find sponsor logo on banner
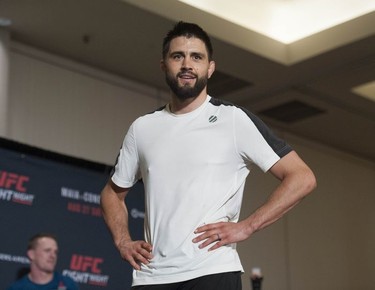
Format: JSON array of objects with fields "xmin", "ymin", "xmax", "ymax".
[
  {"xmin": 61, "ymin": 187, "xmax": 145, "ymax": 219},
  {"xmin": 0, "ymin": 252, "xmax": 29, "ymax": 264},
  {"xmin": 131, "ymin": 208, "xmax": 145, "ymax": 219},
  {"xmin": 0, "ymin": 170, "xmax": 34, "ymax": 205},
  {"xmin": 62, "ymin": 254, "xmax": 109, "ymax": 286},
  {"xmin": 61, "ymin": 187, "xmax": 102, "ymax": 217}
]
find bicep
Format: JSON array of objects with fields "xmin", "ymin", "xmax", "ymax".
[
  {"xmin": 101, "ymin": 179, "xmax": 130, "ymax": 202},
  {"xmin": 269, "ymin": 151, "xmax": 312, "ymax": 181}
]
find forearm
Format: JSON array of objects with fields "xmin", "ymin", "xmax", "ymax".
[
  {"xmin": 100, "ymin": 181, "xmax": 152, "ymax": 269},
  {"xmin": 100, "ymin": 182, "xmax": 132, "ymax": 248},
  {"xmin": 244, "ymin": 164, "xmax": 316, "ymax": 235}
]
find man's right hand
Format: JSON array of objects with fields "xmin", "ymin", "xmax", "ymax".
[{"xmin": 117, "ymin": 239, "xmax": 153, "ymax": 270}]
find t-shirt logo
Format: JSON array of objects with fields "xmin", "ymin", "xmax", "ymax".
[{"xmin": 209, "ymin": 115, "xmax": 218, "ymax": 123}]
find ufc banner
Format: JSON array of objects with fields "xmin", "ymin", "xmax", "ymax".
[{"xmin": 0, "ymin": 142, "xmax": 145, "ymax": 289}]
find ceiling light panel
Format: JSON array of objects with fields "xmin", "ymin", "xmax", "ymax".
[{"xmin": 179, "ymin": 0, "xmax": 375, "ymax": 43}]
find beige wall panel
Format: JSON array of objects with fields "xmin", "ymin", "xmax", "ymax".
[
  {"xmin": 287, "ymin": 140, "xmax": 375, "ymax": 290},
  {"xmin": 8, "ymin": 51, "xmax": 162, "ymax": 164}
]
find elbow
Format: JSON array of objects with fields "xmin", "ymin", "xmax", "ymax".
[{"xmin": 303, "ymin": 169, "xmax": 317, "ymax": 196}]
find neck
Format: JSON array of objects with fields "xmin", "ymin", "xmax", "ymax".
[
  {"xmin": 29, "ymin": 268, "xmax": 54, "ymax": 284},
  {"xmin": 169, "ymin": 92, "xmax": 207, "ymax": 114}
]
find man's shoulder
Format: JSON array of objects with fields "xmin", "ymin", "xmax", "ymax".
[
  {"xmin": 143, "ymin": 105, "xmax": 167, "ymax": 118},
  {"xmin": 6, "ymin": 273, "xmax": 78, "ymax": 290},
  {"xmin": 6, "ymin": 275, "xmax": 29, "ymax": 290},
  {"xmin": 208, "ymin": 97, "xmax": 247, "ymax": 116},
  {"xmin": 132, "ymin": 104, "xmax": 167, "ymax": 124}
]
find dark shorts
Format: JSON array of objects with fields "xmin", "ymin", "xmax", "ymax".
[{"xmin": 131, "ymin": 271, "xmax": 242, "ymax": 290}]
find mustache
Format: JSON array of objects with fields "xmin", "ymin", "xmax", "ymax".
[{"xmin": 177, "ymin": 70, "xmax": 197, "ymax": 78}]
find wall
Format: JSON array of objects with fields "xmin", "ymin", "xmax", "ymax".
[
  {"xmin": 5, "ymin": 43, "xmax": 375, "ymax": 290},
  {"xmin": 7, "ymin": 42, "xmax": 167, "ymax": 165}
]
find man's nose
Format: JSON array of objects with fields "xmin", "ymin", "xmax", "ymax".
[{"xmin": 182, "ymin": 57, "xmax": 192, "ymax": 69}]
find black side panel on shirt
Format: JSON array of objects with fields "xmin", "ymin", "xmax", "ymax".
[{"xmin": 209, "ymin": 97, "xmax": 293, "ymax": 158}]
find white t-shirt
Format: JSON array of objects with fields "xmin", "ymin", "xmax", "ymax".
[{"xmin": 111, "ymin": 95, "xmax": 292, "ymax": 286}]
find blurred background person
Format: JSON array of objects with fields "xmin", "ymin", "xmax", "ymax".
[{"xmin": 6, "ymin": 232, "xmax": 79, "ymax": 290}]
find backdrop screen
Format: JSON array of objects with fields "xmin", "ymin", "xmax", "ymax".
[{"xmin": 0, "ymin": 141, "xmax": 145, "ymax": 289}]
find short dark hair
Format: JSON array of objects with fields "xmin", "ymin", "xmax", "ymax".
[
  {"xmin": 27, "ymin": 233, "xmax": 58, "ymax": 250},
  {"xmin": 162, "ymin": 21, "xmax": 213, "ymax": 60}
]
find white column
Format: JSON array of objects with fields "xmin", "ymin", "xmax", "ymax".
[{"xmin": 0, "ymin": 27, "xmax": 10, "ymax": 137}]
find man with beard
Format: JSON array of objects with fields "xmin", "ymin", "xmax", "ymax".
[
  {"xmin": 6, "ymin": 233, "xmax": 79, "ymax": 290},
  {"xmin": 100, "ymin": 22, "xmax": 316, "ymax": 290}
]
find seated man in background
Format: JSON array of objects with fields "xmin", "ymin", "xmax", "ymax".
[{"xmin": 6, "ymin": 232, "xmax": 79, "ymax": 290}]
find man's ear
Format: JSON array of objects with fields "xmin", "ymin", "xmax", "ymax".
[
  {"xmin": 27, "ymin": 249, "xmax": 34, "ymax": 261},
  {"xmin": 160, "ymin": 59, "xmax": 166, "ymax": 72},
  {"xmin": 208, "ymin": 60, "xmax": 215, "ymax": 79}
]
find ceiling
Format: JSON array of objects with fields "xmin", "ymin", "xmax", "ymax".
[
  {"xmin": 178, "ymin": 0, "xmax": 375, "ymax": 44},
  {"xmin": 1, "ymin": 0, "xmax": 375, "ymax": 162}
]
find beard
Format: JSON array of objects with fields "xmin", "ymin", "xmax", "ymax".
[{"xmin": 165, "ymin": 71, "xmax": 208, "ymax": 101}]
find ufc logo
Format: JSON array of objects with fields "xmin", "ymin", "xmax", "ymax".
[
  {"xmin": 70, "ymin": 254, "xmax": 103, "ymax": 273},
  {"xmin": 0, "ymin": 171, "xmax": 29, "ymax": 192}
]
